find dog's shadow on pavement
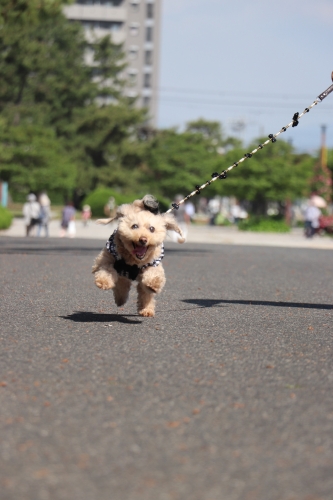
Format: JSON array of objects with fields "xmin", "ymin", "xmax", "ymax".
[
  {"xmin": 61, "ymin": 311, "xmax": 142, "ymax": 324},
  {"xmin": 183, "ymin": 299, "xmax": 333, "ymax": 310}
]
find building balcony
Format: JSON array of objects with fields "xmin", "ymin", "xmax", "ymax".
[
  {"xmin": 84, "ymin": 28, "xmax": 126, "ymax": 44},
  {"xmin": 64, "ymin": 4, "xmax": 127, "ymax": 22}
]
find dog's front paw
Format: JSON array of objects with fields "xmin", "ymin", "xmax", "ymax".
[
  {"xmin": 139, "ymin": 308, "xmax": 155, "ymax": 317},
  {"xmin": 94, "ymin": 270, "xmax": 115, "ymax": 290},
  {"xmin": 142, "ymin": 275, "xmax": 166, "ymax": 294}
]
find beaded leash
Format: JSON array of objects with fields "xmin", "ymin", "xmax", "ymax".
[{"xmin": 166, "ymin": 73, "xmax": 333, "ymax": 214}]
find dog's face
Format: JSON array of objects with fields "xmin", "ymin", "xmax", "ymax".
[
  {"xmin": 117, "ymin": 209, "xmax": 168, "ymax": 263},
  {"xmin": 97, "ymin": 195, "xmax": 185, "ymax": 264}
]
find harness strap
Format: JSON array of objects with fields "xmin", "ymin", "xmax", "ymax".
[{"xmin": 106, "ymin": 230, "xmax": 164, "ymax": 280}]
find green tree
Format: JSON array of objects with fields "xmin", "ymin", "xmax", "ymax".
[
  {"xmin": 143, "ymin": 128, "xmax": 316, "ymax": 213},
  {"xmin": 0, "ymin": 117, "xmax": 76, "ymax": 199},
  {"xmin": 214, "ymin": 138, "xmax": 315, "ymax": 214},
  {"xmin": 0, "ymin": 1, "xmax": 94, "ymax": 124},
  {"xmin": 0, "ymin": 0, "xmax": 145, "ymax": 201},
  {"xmin": 185, "ymin": 118, "xmax": 242, "ymax": 151},
  {"xmin": 144, "ymin": 128, "xmax": 222, "ymax": 203}
]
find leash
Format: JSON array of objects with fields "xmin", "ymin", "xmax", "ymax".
[{"xmin": 166, "ymin": 72, "xmax": 333, "ymax": 214}]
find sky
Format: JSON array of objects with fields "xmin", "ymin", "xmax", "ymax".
[{"xmin": 157, "ymin": 0, "xmax": 333, "ymax": 154}]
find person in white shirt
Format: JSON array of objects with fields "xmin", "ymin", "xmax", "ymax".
[
  {"xmin": 37, "ymin": 192, "xmax": 51, "ymax": 237},
  {"xmin": 304, "ymin": 202, "xmax": 321, "ymax": 238},
  {"xmin": 22, "ymin": 193, "xmax": 41, "ymax": 237}
]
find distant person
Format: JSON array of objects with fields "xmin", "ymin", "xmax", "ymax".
[
  {"xmin": 60, "ymin": 201, "xmax": 76, "ymax": 238},
  {"xmin": 208, "ymin": 197, "xmax": 220, "ymax": 225},
  {"xmin": 37, "ymin": 191, "xmax": 51, "ymax": 237},
  {"xmin": 184, "ymin": 201, "xmax": 195, "ymax": 222},
  {"xmin": 104, "ymin": 196, "xmax": 116, "ymax": 218},
  {"xmin": 230, "ymin": 202, "xmax": 242, "ymax": 224},
  {"xmin": 22, "ymin": 193, "xmax": 41, "ymax": 237},
  {"xmin": 81, "ymin": 204, "xmax": 92, "ymax": 227},
  {"xmin": 239, "ymin": 207, "xmax": 248, "ymax": 221},
  {"xmin": 304, "ymin": 201, "xmax": 321, "ymax": 238}
]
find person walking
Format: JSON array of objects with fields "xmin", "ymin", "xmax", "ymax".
[
  {"xmin": 81, "ymin": 204, "xmax": 92, "ymax": 227},
  {"xmin": 304, "ymin": 201, "xmax": 321, "ymax": 238},
  {"xmin": 60, "ymin": 201, "xmax": 76, "ymax": 238},
  {"xmin": 184, "ymin": 201, "xmax": 195, "ymax": 223},
  {"xmin": 37, "ymin": 191, "xmax": 51, "ymax": 237},
  {"xmin": 22, "ymin": 193, "xmax": 41, "ymax": 237}
]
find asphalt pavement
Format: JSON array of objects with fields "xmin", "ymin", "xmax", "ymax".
[{"xmin": 1, "ymin": 234, "xmax": 333, "ymax": 500}]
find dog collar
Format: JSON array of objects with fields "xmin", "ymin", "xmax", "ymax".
[{"xmin": 106, "ymin": 230, "xmax": 164, "ymax": 280}]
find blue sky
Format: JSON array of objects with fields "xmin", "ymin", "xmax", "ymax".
[{"xmin": 157, "ymin": 0, "xmax": 333, "ymax": 153}]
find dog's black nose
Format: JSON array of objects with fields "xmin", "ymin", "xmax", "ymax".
[{"xmin": 139, "ymin": 237, "xmax": 147, "ymax": 246}]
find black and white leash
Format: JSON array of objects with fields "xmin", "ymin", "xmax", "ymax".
[{"xmin": 166, "ymin": 74, "xmax": 333, "ymax": 214}]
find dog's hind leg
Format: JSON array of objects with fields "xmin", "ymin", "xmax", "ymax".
[
  {"xmin": 113, "ymin": 277, "xmax": 131, "ymax": 307},
  {"xmin": 137, "ymin": 283, "xmax": 156, "ymax": 317}
]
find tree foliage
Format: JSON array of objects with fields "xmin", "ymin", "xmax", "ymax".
[
  {"xmin": 143, "ymin": 128, "xmax": 222, "ymax": 201},
  {"xmin": 212, "ymin": 137, "xmax": 315, "ymax": 213},
  {"xmin": 141, "ymin": 127, "xmax": 316, "ymax": 212},
  {"xmin": 0, "ymin": 1, "xmax": 323, "ymax": 210},
  {"xmin": 0, "ymin": 0, "xmax": 145, "ymax": 201}
]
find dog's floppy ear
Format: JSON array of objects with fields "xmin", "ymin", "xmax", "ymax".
[{"xmin": 162, "ymin": 213, "xmax": 185, "ymax": 243}]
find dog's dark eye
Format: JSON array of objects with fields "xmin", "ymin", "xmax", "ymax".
[
  {"xmin": 149, "ymin": 226, "xmax": 155, "ymax": 233},
  {"xmin": 131, "ymin": 224, "xmax": 139, "ymax": 229}
]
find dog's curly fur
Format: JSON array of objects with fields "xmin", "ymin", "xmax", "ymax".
[{"xmin": 92, "ymin": 196, "xmax": 185, "ymax": 317}]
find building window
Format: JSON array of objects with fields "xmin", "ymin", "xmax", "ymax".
[
  {"xmin": 146, "ymin": 26, "xmax": 153, "ymax": 42},
  {"xmin": 130, "ymin": 0, "xmax": 140, "ymax": 8},
  {"xmin": 146, "ymin": 3, "xmax": 153, "ymax": 18},
  {"xmin": 143, "ymin": 96, "xmax": 151, "ymax": 107},
  {"xmin": 144, "ymin": 73, "xmax": 151, "ymax": 88},
  {"xmin": 128, "ymin": 68, "xmax": 138, "ymax": 86},
  {"xmin": 129, "ymin": 46, "xmax": 139, "ymax": 60},
  {"xmin": 130, "ymin": 22, "xmax": 139, "ymax": 36},
  {"xmin": 145, "ymin": 50, "xmax": 152, "ymax": 65},
  {"xmin": 82, "ymin": 20, "xmax": 122, "ymax": 31},
  {"xmin": 76, "ymin": 0, "xmax": 123, "ymax": 5}
]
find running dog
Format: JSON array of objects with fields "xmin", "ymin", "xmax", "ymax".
[{"xmin": 92, "ymin": 195, "xmax": 185, "ymax": 317}]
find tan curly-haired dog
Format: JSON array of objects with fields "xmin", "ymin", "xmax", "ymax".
[{"xmin": 92, "ymin": 195, "xmax": 185, "ymax": 317}]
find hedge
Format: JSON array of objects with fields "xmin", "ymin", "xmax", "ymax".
[
  {"xmin": 82, "ymin": 188, "xmax": 172, "ymax": 218},
  {"xmin": 0, "ymin": 206, "xmax": 13, "ymax": 230},
  {"xmin": 81, "ymin": 188, "xmax": 136, "ymax": 218},
  {"xmin": 238, "ymin": 216, "xmax": 290, "ymax": 233}
]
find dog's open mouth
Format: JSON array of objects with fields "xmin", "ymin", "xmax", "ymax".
[{"xmin": 132, "ymin": 243, "xmax": 148, "ymax": 260}]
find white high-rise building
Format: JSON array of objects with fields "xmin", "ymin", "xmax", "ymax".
[{"xmin": 64, "ymin": 0, "xmax": 162, "ymax": 126}]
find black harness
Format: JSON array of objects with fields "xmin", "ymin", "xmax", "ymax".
[
  {"xmin": 106, "ymin": 230, "xmax": 164, "ymax": 281},
  {"xmin": 113, "ymin": 259, "xmax": 141, "ymax": 281}
]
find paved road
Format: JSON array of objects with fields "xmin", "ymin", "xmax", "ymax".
[{"xmin": 1, "ymin": 236, "xmax": 333, "ymax": 500}]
